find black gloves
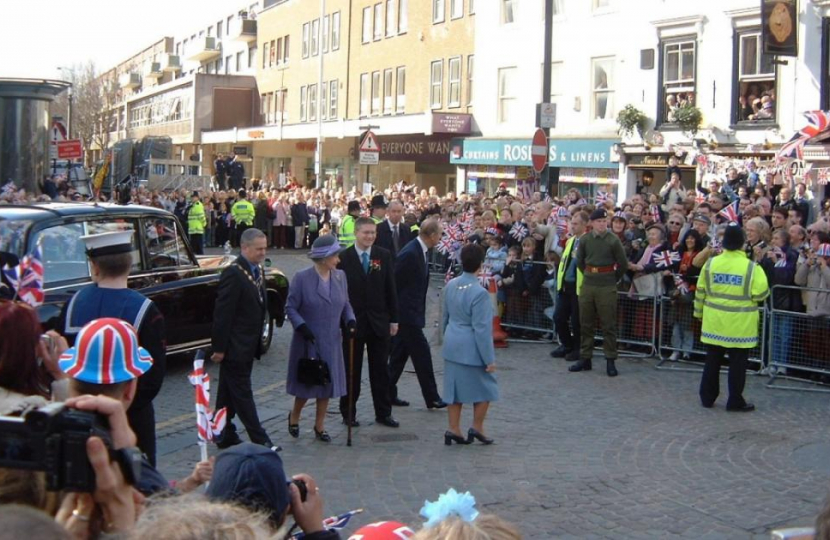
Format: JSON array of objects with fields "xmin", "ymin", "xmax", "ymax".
[
  {"xmin": 297, "ymin": 324, "xmax": 315, "ymax": 343},
  {"xmin": 345, "ymin": 320, "xmax": 356, "ymax": 338}
]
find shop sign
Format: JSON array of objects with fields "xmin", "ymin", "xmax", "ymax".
[
  {"xmin": 558, "ymin": 168, "xmax": 619, "ymax": 185},
  {"xmin": 247, "ymin": 130, "xmax": 265, "ymax": 139},
  {"xmin": 627, "ymin": 154, "xmax": 694, "ymax": 168},
  {"xmin": 450, "ymin": 138, "xmax": 619, "ymax": 169},
  {"xmin": 355, "ymin": 134, "xmax": 454, "ymax": 164},
  {"xmin": 432, "ymin": 113, "xmax": 472, "ymax": 134}
]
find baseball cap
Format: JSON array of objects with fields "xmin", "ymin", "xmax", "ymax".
[{"xmin": 59, "ymin": 318, "xmax": 153, "ymax": 384}]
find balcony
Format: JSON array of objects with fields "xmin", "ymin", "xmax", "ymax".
[
  {"xmin": 232, "ymin": 18, "xmax": 257, "ymax": 42},
  {"xmin": 186, "ymin": 37, "xmax": 221, "ymax": 62},
  {"xmin": 119, "ymin": 72, "xmax": 141, "ymax": 89},
  {"xmin": 143, "ymin": 62, "xmax": 162, "ymax": 79},
  {"xmin": 161, "ymin": 54, "xmax": 181, "ymax": 72}
]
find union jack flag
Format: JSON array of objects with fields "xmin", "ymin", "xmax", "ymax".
[
  {"xmin": 650, "ymin": 205, "xmax": 662, "ymax": 223},
  {"xmin": 718, "ymin": 199, "xmax": 740, "ymax": 223},
  {"xmin": 7, "ymin": 242, "xmax": 45, "ymax": 307},
  {"xmin": 695, "ymin": 190, "xmax": 707, "ymax": 204},
  {"xmin": 444, "ymin": 223, "xmax": 462, "ymax": 242},
  {"xmin": 436, "ymin": 236, "xmax": 455, "ymax": 255},
  {"xmin": 653, "ymin": 250, "xmax": 680, "ymax": 268},
  {"xmin": 595, "ymin": 190, "xmax": 609, "ymax": 204},
  {"xmin": 816, "ymin": 243, "xmax": 830, "ymax": 257},
  {"xmin": 293, "ymin": 509, "xmax": 363, "ymax": 538},
  {"xmin": 673, "ymin": 274, "xmax": 690, "ymax": 295},
  {"xmin": 776, "ymin": 110, "xmax": 830, "ymax": 163},
  {"xmin": 188, "ymin": 355, "xmax": 228, "ymax": 443},
  {"xmin": 818, "ymin": 168, "xmax": 830, "ymax": 185},
  {"xmin": 509, "ymin": 222, "xmax": 528, "ymax": 241},
  {"xmin": 1, "ymin": 181, "xmax": 15, "ymax": 196}
]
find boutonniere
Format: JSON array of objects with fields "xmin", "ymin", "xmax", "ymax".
[{"xmin": 369, "ymin": 259, "xmax": 382, "ymax": 273}]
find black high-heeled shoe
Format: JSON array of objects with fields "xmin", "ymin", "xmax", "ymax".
[
  {"xmin": 467, "ymin": 428, "xmax": 494, "ymax": 445},
  {"xmin": 314, "ymin": 427, "xmax": 331, "ymax": 442},
  {"xmin": 288, "ymin": 415, "xmax": 299, "ymax": 438},
  {"xmin": 444, "ymin": 431, "xmax": 470, "ymax": 446}
]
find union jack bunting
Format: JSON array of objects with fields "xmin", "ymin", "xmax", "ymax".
[
  {"xmin": 653, "ymin": 250, "xmax": 680, "ymax": 268},
  {"xmin": 188, "ymin": 356, "xmax": 228, "ymax": 443},
  {"xmin": 509, "ymin": 222, "xmax": 528, "ymax": 241},
  {"xmin": 673, "ymin": 273, "xmax": 690, "ymax": 295},
  {"xmin": 718, "ymin": 199, "xmax": 740, "ymax": 223},
  {"xmin": 818, "ymin": 168, "xmax": 830, "ymax": 185}
]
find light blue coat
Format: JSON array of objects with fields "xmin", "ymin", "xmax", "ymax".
[{"xmin": 441, "ymin": 272, "xmax": 496, "ymax": 367}]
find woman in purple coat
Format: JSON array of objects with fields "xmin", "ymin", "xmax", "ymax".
[{"xmin": 286, "ymin": 234, "xmax": 356, "ymax": 442}]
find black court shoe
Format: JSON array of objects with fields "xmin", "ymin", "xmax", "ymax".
[
  {"xmin": 467, "ymin": 428, "xmax": 494, "ymax": 445},
  {"xmin": 444, "ymin": 431, "xmax": 470, "ymax": 445},
  {"xmin": 288, "ymin": 415, "xmax": 299, "ymax": 438},
  {"xmin": 314, "ymin": 427, "xmax": 331, "ymax": 442}
]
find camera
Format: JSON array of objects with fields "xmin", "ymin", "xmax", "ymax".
[{"xmin": 0, "ymin": 403, "xmax": 142, "ymax": 492}]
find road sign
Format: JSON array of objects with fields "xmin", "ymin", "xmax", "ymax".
[
  {"xmin": 531, "ymin": 129, "xmax": 548, "ymax": 173},
  {"xmin": 57, "ymin": 139, "xmax": 83, "ymax": 160},
  {"xmin": 537, "ymin": 102, "xmax": 557, "ymax": 129},
  {"xmin": 359, "ymin": 130, "xmax": 380, "ymax": 165}
]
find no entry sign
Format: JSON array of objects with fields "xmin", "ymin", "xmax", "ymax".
[{"xmin": 531, "ymin": 129, "xmax": 548, "ymax": 173}]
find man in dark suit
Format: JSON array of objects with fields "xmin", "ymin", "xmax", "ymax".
[
  {"xmin": 211, "ymin": 228, "xmax": 279, "ymax": 451},
  {"xmin": 388, "ymin": 218, "xmax": 447, "ymax": 409},
  {"xmin": 376, "ymin": 200, "xmax": 413, "ymax": 259},
  {"xmin": 338, "ymin": 217, "xmax": 400, "ymax": 428}
]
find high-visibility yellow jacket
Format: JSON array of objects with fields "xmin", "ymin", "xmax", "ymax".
[
  {"xmin": 340, "ymin": 214, "xmax": 357, "ymax": 246},
  {"xmin": 187, "ymin": 201, "xmax": 206, "ymax": 234},
  {"xmin": 693, "ymin": 250, "xmax": 769, "ymax": 348},
  {"xmin": 232, "ymin": 199, "xmax": 255, "ymax": 226},
  {"xmin": 556, "ymin": 235, "xmax": 583, "ymax": 295}
]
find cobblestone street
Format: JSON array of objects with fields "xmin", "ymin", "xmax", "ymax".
[{"xmin": 154, "ymin": 249, "xmax": 830, "ymax": 539}]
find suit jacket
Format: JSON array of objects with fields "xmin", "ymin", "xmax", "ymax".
[
  {"xmin": 212, "ymin": 257, "xmax": 268, "ymax": 360},
  {"xmin": 337, "ymin": 245, "xmax": 398, "ymax": 338},
  {"xmin": 376, "ymin": 220, "xmax": 413, "ymax": 259},
  {"xmin": 394, "ymin": 238, "xmax": 429, "ymax": 328}
]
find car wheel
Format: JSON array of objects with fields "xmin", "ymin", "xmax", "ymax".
[{"xmin": 261, "ymin": 317, "xmax": 274, "ymax": 353}]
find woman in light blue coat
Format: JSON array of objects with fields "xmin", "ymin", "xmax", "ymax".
[{"xmin": 441, "ymin": 243, "xmax": 498, "ymax": 446}]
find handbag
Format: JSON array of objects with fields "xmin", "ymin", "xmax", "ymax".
[
  {"xmin": 632, "ymin": 272, "xmax": 664, "ymax": 298},
  {"xmin": 297, "ymin": 342, "xmax": 331, "ymax": 386}
]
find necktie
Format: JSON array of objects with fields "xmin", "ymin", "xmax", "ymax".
[
  {"xmin": 392, "ymin": 225, "xmax": 400, "ymax": 252},
  {"xmin": 361, "ymin": 251, "xmax": 369, "ymax": 274}
]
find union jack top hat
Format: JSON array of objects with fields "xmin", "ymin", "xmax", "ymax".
[{"xmin": 59, "ymin": 318, "xmax": 154, "ymax": 384}]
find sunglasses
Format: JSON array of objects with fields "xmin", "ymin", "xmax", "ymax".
[{"xmin": 668, "ymin": 221, "xmax": 682, "ymax": 226}]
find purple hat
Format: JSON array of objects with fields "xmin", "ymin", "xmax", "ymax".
[{"xmin": 308, "ymin": 234, "xmax": 343, "ymax": 260}]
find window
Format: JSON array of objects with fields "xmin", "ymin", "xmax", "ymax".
[
  {"xmin": 225, "ymin": 55, "xmax": 232, "ymax": 74},
  {"xmin": 374, "ymin": 4, "xmax": 383, "ymax": 40},
  {"xmin": 302, "ymin": 23, "xmax": 310, "ymax": 58},
  {"xmin": 497, "ymin": 67, "xmax": 517, "ymax": 122},
  {"xmin": 269, "ymin": 39, "xmax": 276, "ymax": 66},
  {"xmin": 248, "ymin": 46, "xmax": 256, "ymax": 68},
  {"xmin": 593, "ymin": 0, "xmax": 611, "ymax": 9},
  {"xmin": 451, "ymin": 0, "xmax": 463, "ymax": 19},
  {"xmin": 236, "ymin": 51, "xmax": 244, "ymax": 71},
  {"xmin": 323, "ymin": 15, "xmax": 329, "ymax": 52},
  {"xmin": 467, "ymin": 55, "xmax": 474, "ymax": 105},
  {"xmin": 430, "ymin": 60, "xmax": 443, "ymax": 108},
  {"xmin": 145, "ymin": 218, "xmax": 190, "ymax": 269},
  {"xmin": 217, "ymin": 21, "xmax": 223, "ymax": 39},
  {"xmin": 311, "ymin": 19, "xmax": 320, "ymax": 55},
  {"xmin": 371, "ymin": 71, "xmax": 381, "ymax": 115},
  {"xmin": 433, "ymin": 0, "xmax": 445, "ymax": 23},
  {"xmin": 321, "ymin": 83, "xmax": 327, "ymax": 119},
  {"xmin": 309, "ymin": 84, "xmax": 317, "ymax": 121},
  {"xmin": 263, "ymin": 41, "xmax": 270, "ymax": 68},
  {"xmin": 448, "ymin": 56, "xmax": 461, "ymax": 107},
  {"xmin": 501, "ymin": 0, "xmax": 515, "ymax": 24},
  {"xmin": 384, "ymin": 68, "xmax": 393, "ymax": 113},
  {"xmin": 275, "ymin": 38, "xmax": 282, "ymax": 65},
  {"xmin": 262, "ymin": 93, "xmax": 270, "ymax": 123},
  {"xmin": 386, "ymin": 0, "xmax": 396, "ymax": 36},
  {"xmin": 34, "ymin": 223, "xmax": 87, "ymax": 284},
  {"xmin": 227, "ymin": 15, "xmax": 233, "ymax": 30},
  {"xmin": 363, "ymin": 7, "xmax": 372, "ymax": 43},
  {"xmin": 300, "ymin": 85, "xmax": 307, "ymax": 121},
  {"xmin": 278, "ymin": 89, "xmax": 288, "ymax": 122},
  {"xmin": 283, "ymin": 36, "xmax": 289, "ymax": 62},
  {"xmin": 591, "ymin": 57, "xmax": 614, "ymax": 120},
  {"xmin": 329, "ymin": 80, "xmax": 338, "ymax": 118},
  {"xmin": 399, "ymin": 0, "xmax": 408, "ymax": 32},
  {"xmin": 736, "ymin": 31, "xmax": 777, "ymax": 123},
  {"xmin": 396, "ymin": 66, "xmax": 406, "ymax": 112},
  {"xmin": 661, "ymin": 39, "xmax": 696, "ymax": 124},
  {"xmin": 360, "ymin": 73, "xmax": 369, "ymax": 116},
  {"xmin": 331, "ymin": 12, "xmax": 341, "ymax": 50},
  {"xmin": 217, "ymin": 56, "xmax": 224, "ymax": 73},
  {"xmin": 176, "ymin": 42, "xmax": 181, "ymax": 55}
]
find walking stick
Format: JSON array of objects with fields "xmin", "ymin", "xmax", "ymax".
[{"xmin": 347, "ymin": 336, "xmax": 355, "ymax": 447}]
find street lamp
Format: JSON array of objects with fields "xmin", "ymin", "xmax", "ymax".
[{"xmin": 57, "ymin": 66, "xmax": 74, "ymax": 139}]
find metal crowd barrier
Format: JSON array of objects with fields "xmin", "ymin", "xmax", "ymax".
[
  {"xmin": 428, "ymin": 249, "xmax": 451, "ymax": 277},
  {"xmin": 493, "ymin": 259, "xmax": 555, "ymax": 342},
  {"xmin": 656, "ymin": 295, "xmax": 765, "ymax": 373},
  {"xmin": 765, "ymin": 285, "xmax": 830, "ymax": 393},
  {"xmin": 602, "ymin": 290, "xmax": 660, "ymax": 357}
]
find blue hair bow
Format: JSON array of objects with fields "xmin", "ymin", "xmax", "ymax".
[{"xmin": 419, "ymin": 488, "xmax": 479, "ymax": 527}]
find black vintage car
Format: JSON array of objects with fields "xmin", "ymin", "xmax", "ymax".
[{"xmin": 0, "ymin": 203, "xmax": 288, "ymax": 355}]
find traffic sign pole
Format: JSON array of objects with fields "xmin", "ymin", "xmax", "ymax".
[
  {"xmin": 541, "ymin": 0, "xmax": 554, "ymax": 195},
  {"xmin": 359, "ymin": 124, "xmax": 379, "ymax": 194}
]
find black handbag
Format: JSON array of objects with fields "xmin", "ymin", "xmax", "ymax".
[{"xmin": 297, "ymin": 343, "xmax": 331, "ymax": 386}]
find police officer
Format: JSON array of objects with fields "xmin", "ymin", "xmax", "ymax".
[
  {"xmin": 60, "ymin": 231, "xmax": 166, "ymax": 465},
  {"xmin": 214, "ymin": 153, "xmax": 227, "ymax": 191},
  {"xmin": 339, "ymin": 200, "xmax": 361, "ymax": 247},
  {"xmin": 571, "ymin": 208, "xmax": 628, "ymax": 377},
  {"xmin": 551, "ymin": 211, "xmax": 588, "ymax": 362},
  {"xmin": 232, "ymin": 189, "xmax": 256, "ymax": 247},
  {"xmin": 370, "ymin": 194, "xmax": 387, "ymax": 224},
  {"xmin": 187, "ymin": 191, "xmax": 207, "ymax": 255},
  {"xmin": 695, "ymin": 223, "xmax": 769, "ymax": 412}
]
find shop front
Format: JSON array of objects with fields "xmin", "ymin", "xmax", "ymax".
[
  {"xmin": 624, "ymin": 152, "xmax": 697, "ymax": 198},
  {"xmin": 449, "ymin": 138, "xmax": 621, "ymax": 199}
]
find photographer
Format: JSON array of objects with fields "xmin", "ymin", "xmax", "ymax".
[
  {"xmin": 760, "ymin": 229, "xmax": 802, "ymax": 368},
  {"xmin": 795, "ymin": 232, "xmax": 830, "ymax": 316}
]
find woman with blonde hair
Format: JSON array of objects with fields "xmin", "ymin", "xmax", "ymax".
[
  {"xmin": 412, "ymin": 515, "xmax": 522, "ymax": 540},
  {"xmin": 744, "ymin": 216, "xmax": 771, "ymax": 262}
]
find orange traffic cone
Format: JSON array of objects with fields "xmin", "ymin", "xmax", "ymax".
[{"xmin": 488, "ymin": 278, "xmax": 508, "ymax": 348}]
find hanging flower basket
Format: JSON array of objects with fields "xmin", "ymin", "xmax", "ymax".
[
  {"xmin": 616, "ymin": 105, "xmax": 648, "ymax": 140},
  {"xmin": 674, "ymin": 105, "xmax": 703, "ymax": 136}
]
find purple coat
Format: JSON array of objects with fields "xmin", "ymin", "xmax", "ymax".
[{"xmin": 286, "ymin": 266, "xmax": 355, "ymax": 398}]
